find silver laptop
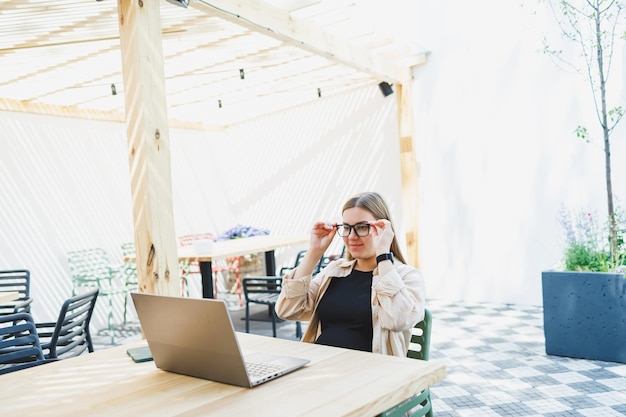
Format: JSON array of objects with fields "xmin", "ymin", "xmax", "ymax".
[{"xmin": 130, "ymin": 292, "xmax": 309, "ymax": 387}]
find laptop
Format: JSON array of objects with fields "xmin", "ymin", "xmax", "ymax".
[{"xmin": 130, "ymin": 292, "xmax": 309, "ymax": 387}]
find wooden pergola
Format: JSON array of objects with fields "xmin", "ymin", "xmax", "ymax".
[{"xmin": 0, "ymin": 0, "xmax": 428, "ymax": 295}]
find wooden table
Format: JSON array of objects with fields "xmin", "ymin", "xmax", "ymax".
[
  {"xmin": 0, "ymin": 291, "xmax": 19, "ymax": 303},
  {"xmin": 127, "ymin": 234, "xmax": 308, "ymax": 298},
  {"xmin": 0, "ymin": 332, "xmax": 446, "ymax": 416}
]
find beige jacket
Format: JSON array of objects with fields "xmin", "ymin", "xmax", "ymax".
[{"xmin": 275, "ymin": 258, "xmax": 426, "ymax": 357}]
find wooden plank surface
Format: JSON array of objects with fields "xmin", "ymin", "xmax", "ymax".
[
  {"xmin": 117, "ymin": 0, "xmax": 180, "ymax": 296},
  {"xmin": 0, "ymin": 291, "xmax": 19, "ymax": 303},
  {"xmin": 176, "ymin": 234, "xmax": 309, "ymax": 261},
  {"xmin": 0, "ymin": 333, "xmax": 445, "ymax": 417},
  {"xmin": 123, "ymin": 235, "xmax": 309, "ymax": 263}
]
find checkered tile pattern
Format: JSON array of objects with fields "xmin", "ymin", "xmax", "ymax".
[
  {"xmin": 93, "ymin": 298, "xmax": 626, "ymax": 417},
  {"xmin": 428, "ymin": 299, "xmax": 626, "ymax": 417}
]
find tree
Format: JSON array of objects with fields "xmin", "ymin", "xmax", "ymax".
[{"xmin": 541, "ymin": 0, "xmax": 626, "ymax": 265}]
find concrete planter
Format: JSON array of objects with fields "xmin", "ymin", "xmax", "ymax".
[{"xmin": 542, "ymin": 271, "xmax": 626, "ymax": 363}]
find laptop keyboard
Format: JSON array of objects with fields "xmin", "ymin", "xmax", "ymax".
[{"xmin": 245, "ymin": 361, "xmax": 284, "ymax": 378}]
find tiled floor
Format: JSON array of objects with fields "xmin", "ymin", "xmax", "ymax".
[
  {"xmin": 93, "ymin": 298, "xmax": 626, "ymax": 417},
  {"xmin": 427, "ymin": 299, "xmax": 626, "ymax": 417}
]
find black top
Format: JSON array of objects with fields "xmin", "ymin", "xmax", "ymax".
[{"xmin": 315, "ymin": 269, "xmax": 373, "ymax": 352}]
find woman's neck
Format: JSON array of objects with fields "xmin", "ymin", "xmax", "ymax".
[{"xmin": 354, "ymin": 257, "xmax": 376, "ymax": 272}]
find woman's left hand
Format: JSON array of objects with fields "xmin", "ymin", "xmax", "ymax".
[{"xmin": 369, "ymin": 219, "xmax": 394, "ymax": 255}]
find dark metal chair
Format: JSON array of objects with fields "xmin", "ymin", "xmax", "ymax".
[
  {"xmin": 379, "ymin": 308, "xmax": 433, "ymax": 417},
  {"xmin": 278, "ymin": 250, "xmax": 327, "ymax": 277},
  {"xmin": 0, "ymin": 269, "xmax": 34, "ymax": 316},
  {"xmin": 35, "ymin": 288, "xmax": 99, "ymax": 360},
  {"xmin": 242, "ymin": 277, "xmax": 301, "ymax": 338},
  {"xmin": 0, "ymin": 312, "xmax": 55, "ymax": 375}
]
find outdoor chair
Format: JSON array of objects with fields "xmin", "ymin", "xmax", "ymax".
[
  {"xmin": 67, "ymin": 248, "xmax": 130, "ymax": 344},
  {"xmin": 0, "ymin": 269, "xmax": 34, "ymax": 316},
  {"xmin": 120, "ymin": 242, "xmax": 141, "ymax": 293},
  {"xmin": 212, "ymin": 256, "xmax": 243, "ymax": 306},
  {"xmin": 35, "ymin": 288, "xmax": 99, "ymax": 360},
  {"xmin": 0, "ymin": 312, "xmax": 56, "ymax": 375},
  {"xmin": 278, "ymin": 250, "xmax": 328, "ymax": 277},
  {"xmin": 278, "ymin": 250, "xmax": 307, "ymax": 276},
  {"xmin": 379, "ymin": 308, "xmax": 433, "ymax": 417},
  {"xmin": 242, "ymin": 276, "xmax": 301, "ymax": 338}
]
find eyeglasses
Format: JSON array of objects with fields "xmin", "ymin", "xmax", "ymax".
[{"xmin": 336, "ymin": 222, "xmax": 371, "ymax": 238}]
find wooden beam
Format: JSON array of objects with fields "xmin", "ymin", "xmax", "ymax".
[
  {"xmin": 117, "ymin": 0, "xmax": 180, "ymax": 295},
  {"xmin": 191, "ymin": 0, "xmax": 427, "ymax": 84},
  {"xmin": 396, "ymin": 83, "xmax": 420, "ymax": 268},
  {"xmin": 0, "ymin": 98, "xmax": 226, "ymax": 132}
]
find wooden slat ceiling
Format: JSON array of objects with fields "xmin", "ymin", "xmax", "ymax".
[{"xmin": 0, "ymin": 0, "xmax": 428, "ymax": 130}]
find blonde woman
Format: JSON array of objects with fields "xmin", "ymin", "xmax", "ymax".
[{"xmin": 276, "ymin": 192, "xmax": 425, "ymax": 357}]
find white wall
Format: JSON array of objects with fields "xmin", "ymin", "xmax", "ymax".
[
  {"xmin": 413, "ymin": 0, "xmax": 626, "ymax": 305},
  {"xmin": 1, "ymin": 1, "xmax": 625, "ymax": 332}
]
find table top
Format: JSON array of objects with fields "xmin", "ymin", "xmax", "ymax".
[
  {"xmin": 125, "ymin": 234, "xmax": 309, "ymax": 262},
  {"xmin": 0, "ymin": 332, "xmax": 446, "ymax": 417},
  {"xmin": 0, "ymin": 291, "xmax": 19, "ymax": 303},
  {"xmin": 178, "ymin": 234, "xmax": 309, "ymax": 261}
]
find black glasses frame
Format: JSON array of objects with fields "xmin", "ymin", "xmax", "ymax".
[{"xmin": 336, "ymin": 222, "xmax": 371, "ymax": 237}]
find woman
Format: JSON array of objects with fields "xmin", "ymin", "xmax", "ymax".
[{"xmin": 275, "ymin": 191, "xmax": 426, "ymax": 357}]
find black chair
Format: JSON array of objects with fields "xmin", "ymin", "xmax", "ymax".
[
  {"xmin": 242, "ymin": 277, "xmax": 301, "ymax": 338},
  {"xmin": 379, "ymin": 308, "xmax": 433, "ymax": 417},
  {"xmin": 0, "ymin": 269, "xmax": 34, "ymax": 316},
  {"xmin": 278, "ymin": 250, "xmax": 307, "ymax": 276},
  {"xmin": 35, "ymin": 288, "xmax": 99, "ymax": 359},
  {"xmin": 0, "ymin": 312, "xmax": 55, "ymax": 375},
  {"xmin": 278, "ymin": 250, "xmax": 327, "ymax": 277}
]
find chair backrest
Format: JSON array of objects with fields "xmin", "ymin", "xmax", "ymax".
[
  {"xmin": 242, "ymin": 277, "xmax": 282, "ymax": 304},
  {"xmin": 0, "ymin": 269, "xmax": 30, "ymax": 298},
  {"xmin": 379, "ymin": 308, "xmax": 434, "ymax": 417},
  {"xmin": 408, "ymin": 308, "xmax": 432, "ymax": 361},
  {"xmin": 67, "ymin": 248, "xmax": 116, "ymax": 288},
  {"xmin": 178, "ymin": 233, "xmax": 215, "ymax": 247},
  {"xmin": 0, "ymin": 269, "xmax": 32, "ymax": 315},
  {"xmin": 0, "ymin": 312, "xmax": 46, "ymax": 375},
  {"xmin": 279, "ymin": 250, "xmax": 327, "ymax": 276},
  {"xmin": 42, "ymin": 288, "xmax": 99, "ymax": 359}
]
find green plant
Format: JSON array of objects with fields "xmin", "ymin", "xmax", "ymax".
[{"xmin": 559, "ymin": 206, "xmax": 626, "ymax": 272}]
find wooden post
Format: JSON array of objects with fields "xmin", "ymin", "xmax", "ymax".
[
  {"xmin": 116, "ymin": 0, "xmax": 180, "ymax": 295},
  {"xmin": 396, "ymin": 83, "xmax": 420, "ymax": 268}
]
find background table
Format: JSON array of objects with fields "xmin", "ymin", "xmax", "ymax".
[
  {"xmin": 176, "ymin": 234, "xmax": 309, "ymax": 298},
  {"xmin": 125, "ymin": 235, "xmax": 308, "ymax": 298},
  {"xmin": 0, "ymin": 332, "xmax": 446, "ymax": 416}
]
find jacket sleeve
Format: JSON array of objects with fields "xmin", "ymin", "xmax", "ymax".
[
  {"xmin": 373, "ymin": 263, "xmax": 426, "ymax": 332},
  {"xmin": 275, "ymin": 268, "xmax": 323, "ymax": 322}
]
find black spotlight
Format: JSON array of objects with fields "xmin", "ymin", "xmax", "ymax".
[
  {"xmin": 378, "ymin": 81, "xmax": 394, "ymax": 97},
  {"xmin": 111, "ymin": 83, "xmax": 117, "ymax": 96},
  {"xmin": 167, "ymin": 0, "xmax": 189, "ymax": 8}
]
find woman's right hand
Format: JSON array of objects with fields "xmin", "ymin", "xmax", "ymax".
[
  {"xmin": 292, "ymin": 222, "xmax": 336, "ymax": 279},
  {"xmin": 309, "ymin": 221, "xmax": 337, "ymax": 254}
]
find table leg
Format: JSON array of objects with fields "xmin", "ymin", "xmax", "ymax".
[
  {"xmin": 264, "ymin": 250, "xmax": 276, "ymax": 276},
  {"xmin": 199, "ymin": 261, "xmax": 214, "ymax": 299}
]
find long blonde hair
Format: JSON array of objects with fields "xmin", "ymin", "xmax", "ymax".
[{"xmin": 342, "ymin": 192, "xmax": 407, "ymax": 264}]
